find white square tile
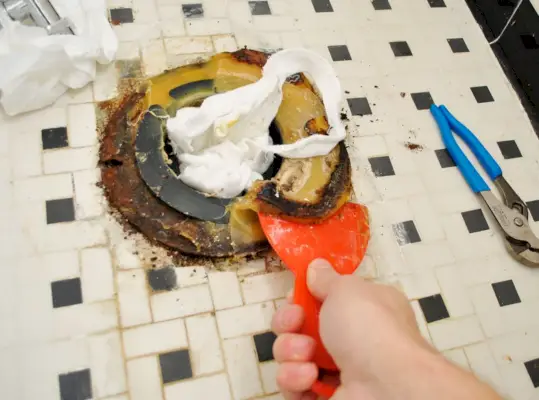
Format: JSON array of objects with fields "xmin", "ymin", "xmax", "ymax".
[
  {"xmin": 164, "ymin": 37, "xmax": 214, "ymax": 55},
  {"xmin": 113, "ymin": 23, "xmax": 161, "ymax": 42},
  {"xmin": 9, "ymin": 130, "xmax": 42, "ymax": 178},
  {"xmin": 165, "ymin": 373, "xmax": 232, "ymax": 400},
  {"xmin": 410, "ymin": 300, "xmax": 431, "ymax": 343},
  {"xmin": 123, "ymin": 319, "xmax": 188, "ymax": 359},
  {"xmin": 67, "ymin": 104, "xmax": 97, "ymax": 148},
  {"xmin": 354, "ymin": 254, "xmax": 378, "ymax": 280},
  {"xmin": 216, "ymin": 302, "xmax": 275, "ymax": 339},
  {"xmin": 464, "ymin": 342, "xmax": 504, "ymax": 390},
  {"xmin": 401, "ymin": 241, "xmax": 455, "ymax": 271},
  {"xmin": 212, "ymin": 34, "xmax": 239, "ymax": 52},
  {"xmin": 186, "ymin": 19, "xmax": 232, "ymax": 35},
  {"xmin": 475, "ymin": 299, "xmax": 539, "ymax": 338},
  {"xmin": 398, "ymin": 270, "xmax": 440, "ymax": 300},
  {"xmin": 132, "ymin": 0, "xmax": 159, "ymax": 22},
  {"xmin": 113, "ymin": 237, "xmax": 142, "ymax": 269},
  {"xmin": 428, "ymin": 316, "xmax": 485, "ymax": 351},
  {"xmin": 241, "ymin": 271, "xmax": 294, "ymax": 304},
  {"xmin": 166, "ymin": 53, "xmax": 213, "ymax": 70},
  {"xmin": 36, "ymin": 220, "xmax": 107, "ymax": 253},
  {"xmin": 161, "ymin": 20, "xmax": 187, "ymax": 37},
  {"xmin": 409, "ymin": 195, "xmax": 446, "ymax": 242},
  {"xmin": 260, "ymin": 361, "xmax": 279, "ymax": 394},
  {"xmin": 208, "ymin": 271, "xmax": 243, "ymax": 310},
  {"xmin": 53, "ymin": 300, "xmax": 118, "ymax": 340},
  {"xmin": 156, "ymin": 4, "xmax": 185, "ymax": 20},
  {"xmin": 488, "ymin": 327, "xmax": 539, "ymax": 366},
  {"xmin": 127, "ymin": 356, "xmax": 164, "ymax": 400},
  {"xmin": 90, "ymin": 331, "xmax": 127, "ymax": 398},
  {"xmin": 13, "ymin": 174, "xmax": 73, "ymax": 203},
  {"xmin": 151, "ymin": 284, "xmax": 214, "ymax": 322},
  {"xmin": 236, "ymin": 259, "xmax": 266, "ymax": 276},
  {"xmin": 435, "ymin": 264, "xmax": 475, "ymax": 318},
  {"xmin": 498, "ymin": 362, "xmax": 536, "ymax": 400},
  {"xmin": 175, "ymin": 266, "xmax": 208, "ymax": 287},
  {"xmin": 186, "ymin": 314, "xmax": 224, "ymax": 375},
  {"xmin": 93, "ymin": 63, "xmax": 119, "ymax": 102},
  {"xmin": 74, "ymin": 169, "xmax": 105, "ymax": 219},
  {"xmin": 43, "ymin": 146, "xmax": 97, "ymax": 174},
  {"xmin": 116, "ymin": 41, "xmax": 141, "ymax": 60},
  {"xmin": 223, "ymin": 336, "xmax": 264, "ymax": 400},
  {"xmin": 203, "ymin": 0, "xmax": 228, "ymax": 17},
  {"xmin": 117, "ymin": 270, "xmax": 152, "ymax": 328},
  {"xmin": 443, "ymin": 348, "xmax": 470, "ymax": 370},
  {"xmin": 42, "ymin": 250, "xmax": 79, "ymax": 282},
  {"xmin": 81, "ymin": 247, "xmax": 115, "ymax": 303}
]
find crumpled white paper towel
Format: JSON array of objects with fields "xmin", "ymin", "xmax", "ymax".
[
  {"xmin": 167, "ymin": 48, "xmax": 346, "ymax": 199},
  {"xmin": 0, "ymin": 0, "xmax": 117, "ymax": 116}
]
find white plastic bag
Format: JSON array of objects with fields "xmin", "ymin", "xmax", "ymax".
[{"xmin": 0, "ymin": 0, "xmax": 117, "ymax": 116}]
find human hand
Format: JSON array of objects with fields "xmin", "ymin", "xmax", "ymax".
[{"xmin": 271, "ymin": 259, "xmax": 502, "ymax": 400}]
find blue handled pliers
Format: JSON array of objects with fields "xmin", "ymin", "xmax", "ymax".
[{"xmin": 430, "ymin": 105, "xmax": 539, "ymax": 267}]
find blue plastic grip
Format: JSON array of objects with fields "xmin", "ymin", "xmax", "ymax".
[
  {"xmin": 430, "ymin": 105, "xmax": 490, "ymax": 193},
  {"xmin": 439, "ymin": 106, "xmax": 502, "ymax": 181}
]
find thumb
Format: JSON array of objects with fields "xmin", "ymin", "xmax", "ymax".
[{"xmin": 307, "ymin": 259, "xmax": 339, "ymax": 301}]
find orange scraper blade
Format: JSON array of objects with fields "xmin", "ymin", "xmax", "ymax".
[{"xmin": 258, "ymin": 202, "xmax": 370, "ymax": 398}]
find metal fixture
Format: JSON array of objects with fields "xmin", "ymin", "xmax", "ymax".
[{"xmin": 0, "ymin": 0, "xmax": 74, "ymax": 34}]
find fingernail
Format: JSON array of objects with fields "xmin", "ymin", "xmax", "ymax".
[
  {"xmin": 289, "ymin": 337, "xmax": 314, "ymax": 359},
  {"xmin": 279, "ymin": 305, "xmax": 301, "ymax": 329},
  {"xmin": 295, "ymin": 362, "xmax": 317, "ymax": 378},
  {"xmin": 307, "ymin": 258, "xmax": 331, "ymax": 288}
]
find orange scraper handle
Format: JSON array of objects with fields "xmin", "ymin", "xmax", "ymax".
[{"xmin": 294, "ymin": 268, "xmax": 338, "ymax": 398}]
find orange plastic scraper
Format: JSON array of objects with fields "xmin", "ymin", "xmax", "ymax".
[{"xmin": 258, "ymin": 202, "xmax": 370, "ymax": 398}]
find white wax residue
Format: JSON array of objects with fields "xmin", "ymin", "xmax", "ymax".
[{"xmin": 166, "ymin": 48, "xmax": 346, "ymax": 198}]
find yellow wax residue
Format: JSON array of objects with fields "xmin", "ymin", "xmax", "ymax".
[{"xmin": 274, "ymin": 84, "xmax": 341, "ymax": 202}]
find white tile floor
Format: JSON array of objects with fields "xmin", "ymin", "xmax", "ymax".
[{"xmin": 1, "ymin": 0, "xmax": 539, "ymax": 399}]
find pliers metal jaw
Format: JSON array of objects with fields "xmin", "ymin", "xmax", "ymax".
[{"xmin": 431, "ymin": 105, "xmax": 539, "ymax": 268}]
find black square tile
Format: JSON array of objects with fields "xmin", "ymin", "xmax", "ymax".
[
  {"xmin": 254, "ymin": 331, "xmax": 277, "ymax": 362},
  {"xmin": 328, "ymin": 45, "xmax": 351, "ymax": 61},
  {"xmin": 411, "ymin": 92, "xmax": 434, "ymax": 110},
  {"xmin": 521, "ymin": 34, "xmax": 539, "ymax": 50},
  {"xmin": 525, "ymin": 358, "xmax": 539, "ymax": 388},
  {"xmin": 390, "ymin": 41, "xmax": 413, "ymax": 57},
  {"xmin": 182, "ymin": 3, "xmax": 204, "ymax": 18},
  {"xmin": 392, "ymin": 220, "xmax": 421, "ymax": 245},
  {"xmin": 159, "ymin": 350, "xmax": 192, "ymax": 384},
  {"xmin": 347, "ymin": 97, "xmax": 372, "ymax": 116},
  {"xmin": 51, "ymin": 278, "xmax": 83, "ymax": 308},
  {"xmin": 59, "ymin": 369, "xmax": 92, "ymax": 400},
  {"xmin": 435, "ymin": 148, "xmax": 456, "ymax": 168},
  {"xmin": 419, "ymin": 294, "xmax": 450, "ymax": 323},
  {"xmin": 462, "ymin": 209, "xmax": 489, "ymax": 233},
  {"xmin": 447, "ymin": 38, "xmax": 470, "ymax": 53},
  {"xmin": 368, "ymin": 156, "xmax": 395, "ymax": 177},
  {"xmin": 311, "ymin": 0, "xmax": 333, "ymax": 12},
  {"xmin": 427, "ymin": 0, "xmax": 446, "ymax": 7},
  {"xmin": 497, "ymin": 140, "xmax": 522, "ymax": 159},
  {"xmin": 471, "ymin": 86, "xmax": 494, "ymax": 103},
  {"xmin": 372, "ymin": 0, "xmax": 391, "ymax": 10},
  {"xmin": 249, "ymin": 1, "xmax": 271, "ymax": 15},
  {"xmin": 42, "ymin": 127, "xmax": 68, "ymax": 150},
  {"xmin": 109, "ymin": 8, "xmax": 134, "ymax": 24},
  {"xmin": 492, "ymin": 280, "xmax": 521, "ymax": 307},
  {"xmin": 148, "ymin": 267, "xmax": 177, "ymax": 292},
  {"xmin": 526, "ymin": 200, "xmax": 539, "ymax": 222},
  {"xmin": 46, "ymin": 198, "xmax": 75, "ymax": 224}
]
